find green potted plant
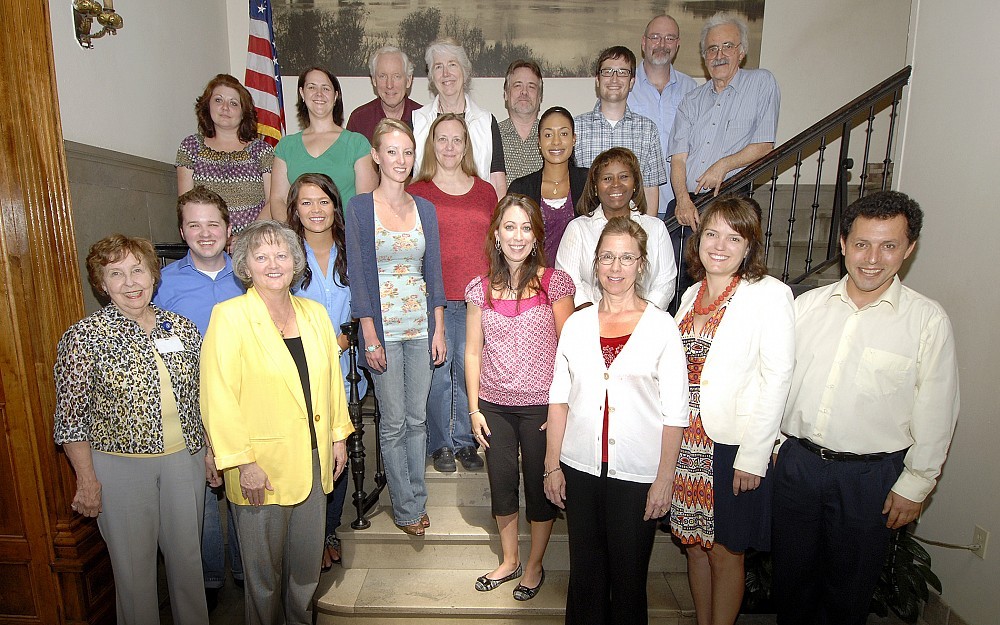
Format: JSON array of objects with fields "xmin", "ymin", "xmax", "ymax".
[
  {"xmin": 739, "ymin": 526, "xmax": 941, "ymax": 622},
  {"xmin": 870, "ymin": 527, "xmax": 943, "ymax": 623}
]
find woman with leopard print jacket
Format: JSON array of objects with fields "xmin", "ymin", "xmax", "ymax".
[{"xmin": 53, "ymin": 234, "xmax": 211, "ymax": 625}]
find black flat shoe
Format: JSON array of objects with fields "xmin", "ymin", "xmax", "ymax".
[
  {"xmin": 475, "ymin": 564, "xmax": 523, "ymax": 591},
  {"xmin": 513, "ymin": 568, "xmax": 545, "ymax": 601}
]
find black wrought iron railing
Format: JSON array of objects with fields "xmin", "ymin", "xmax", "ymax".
[{"xmin": 667, "ymin": 66, "xmax": 912, "ymax": 308}]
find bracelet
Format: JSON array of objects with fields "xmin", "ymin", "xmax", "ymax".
[
  {"xmin": 469, "ymin": 409, "xmax": 482, "ymax": 417},
  {"xmin": 542, "ymin": 466, "xmax": 562, "ymax": 479}
]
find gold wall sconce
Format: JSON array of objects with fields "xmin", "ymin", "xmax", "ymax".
[{"xmin": 73, "ymin": 0, "xmax": 123, "ymax": 49}]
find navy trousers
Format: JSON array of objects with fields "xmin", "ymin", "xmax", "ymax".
[{"xmin": 771, "ymin": 437, "xmax": 905, "ymax": 625}]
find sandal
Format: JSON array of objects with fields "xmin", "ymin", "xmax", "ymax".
[
  {"xmin": 475, "ymin": 563, "xmax": 523, "ymax": 592},
  {"xmin": 513, "ymin": 568, "xmax": 545, "ymax": 601},
  {"xmin": 396, "ymin": 522, "xmax": 425, "ymax": 536},
  {"xmin": 420, "ymin": 513, "xmax": 431, "ymax": 528},
  {"xmin": 322, "ymin": 535, "xmax": 342, "ymax": 571}
]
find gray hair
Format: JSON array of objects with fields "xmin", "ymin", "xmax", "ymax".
[
  {"xmin": 700, "ymin": 12, "xmax": 750, "ymax": 57},
  {"xmin": 231, "ymin": 220, "xmax": 307, "ymax": 288},
  {"xmin": 369, "ymin": 45, "xmax": 414, "ymax": 79},
  {"xmin": 424, "ymin": 38, "xmax": 473, "ymax": 96}
]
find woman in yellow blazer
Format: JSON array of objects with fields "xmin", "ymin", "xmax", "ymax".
[{"xmin": 200, "ymin": 220, "xmax": 353, "ymax": 625}]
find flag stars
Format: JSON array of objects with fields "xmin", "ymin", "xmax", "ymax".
[{"xmin": 257, "ymin": 4, "xmax": 266, "ymax": 14}]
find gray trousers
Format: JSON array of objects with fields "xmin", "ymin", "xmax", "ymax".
[
  {"xmin": 92, "ymin": 448, "xmax": 208, "ymax": 625},
  {"xmin": 233, "ymin": 449, "xmax": 325, "ymax": 625}
]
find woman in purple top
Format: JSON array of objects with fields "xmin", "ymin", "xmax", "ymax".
[
  {"xmin": 176, "ymin": 74, "xmax": 273, "ymax": 234},
  {"xmin": 507, "ymin": 107, "xmax": 589, "ymax": 265},
  {"xmin": 465, "ymin": 194, "xmax": 575, "ymax": 600}
]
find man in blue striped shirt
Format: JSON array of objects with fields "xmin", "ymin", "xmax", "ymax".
[{"xmin": 668, "ymin": 12, "xmax": 780, "ymax": 228}]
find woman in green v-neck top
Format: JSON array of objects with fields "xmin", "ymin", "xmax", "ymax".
[{"xmin": 267, "ymin": 67, "xmax": 378, "ymax": 220}]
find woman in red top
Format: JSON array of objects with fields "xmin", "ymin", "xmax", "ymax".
[
  {"xmin": 465, "ymin": 194, "xmax": 575, "ymax": 600},
  {"xmin": 408, "ymin": 113, "xmax": 497, "ymax": 473}
]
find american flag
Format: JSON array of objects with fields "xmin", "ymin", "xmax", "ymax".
[{"xmin": 245, "ymin": 0, "xmax": 285, "ymax": 147}]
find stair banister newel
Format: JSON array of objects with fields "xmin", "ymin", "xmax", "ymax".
[{"xmin": 342, "ymin": 320, "xmax": 372, "ymax": 530}]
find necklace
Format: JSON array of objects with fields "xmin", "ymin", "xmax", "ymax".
[
  {"xmin": 271, "ymin": 306, "xmax": 294, "ymax": 338},
  {"xmin": 542, "ymin": 176, "xmax": 567, "ymax": 196},
  {"xmin": 693, "ymin": 275, "xmax": 740, "ymax": 316}
]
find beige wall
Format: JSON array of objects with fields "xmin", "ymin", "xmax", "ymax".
[
  {"xmin": 895, "ymin": 1, "xmax": 999, "ymax": 623},
  {"xmin": 50, "ymin": 0, "xmax": 229, "ymax": 163}
]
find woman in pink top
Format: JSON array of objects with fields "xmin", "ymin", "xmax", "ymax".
[{"xmin": 465, "ymin": 194, "xmax": 575, "ymax": 600}]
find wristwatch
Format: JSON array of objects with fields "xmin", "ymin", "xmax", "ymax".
[{"xmin": 366, "ymin": 343, "xmax": 381, "ymax": 353}]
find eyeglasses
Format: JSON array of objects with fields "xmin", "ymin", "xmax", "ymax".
[
  {"xmin": 644, "ymin": 33, "xmax": 678, "ymax": 44},
  {"xmin": 703, "ymin": 41, "xmax": 742, "ymax": 58},
  {"xmin": 597, "ymin": 252, "xmax": 639, "ymax": 266},
  {"xmin": 598, "ymin": 67, "xmax": 633, "ymax": 78}
]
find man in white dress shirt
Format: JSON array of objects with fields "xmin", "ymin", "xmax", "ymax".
[{"xmin": 771, "ymin": 190, "xmax": 960, "ymax": 625}]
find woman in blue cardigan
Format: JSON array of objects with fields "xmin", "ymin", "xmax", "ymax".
[{"xmin": 346, "ymin": 118, "xmax": 446, "ymax": 536}]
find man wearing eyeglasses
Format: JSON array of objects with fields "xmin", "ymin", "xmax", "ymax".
[
  {"xmin": 574, "ymin": 46, "xmax": 667, "ymax": 216},
  {"xmin": 668, "ymin": 12, "xmax": 780, "ymax": 229},
  {"xmin": 627, "ymin": 15, "xmax": 697, "ymax": 221}
]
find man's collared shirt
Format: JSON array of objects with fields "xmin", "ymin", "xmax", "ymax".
[
  {"xmin": 498, "ymin": 117, "xmax": 542, "ymax": 182},
  {"xmin": 781, "ymin": 275, "xmax": 960, "ymax": 502},
  {"xmin": 627, "ymin": 61, "xmax": 697, "ymax": 213},
  {"xmin": 346, "ymin": 97, "xmax": 421, "ymax": 143},
  {"xmin": 153, "ymin": 251, "xmax": 245, "ymax": 336},
  {"xmin": 668, "ymin": 68, "xmax": 780, "ymax": 191},
  {"xmin": 574, "ymin": 103, "xmax": 667, "ymax": 188}
]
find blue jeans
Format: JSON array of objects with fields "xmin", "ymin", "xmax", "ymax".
[
  {"xmin": 325, "ymin": 471, "xmax": 349, "ymax": 540},
  {"xmin": 426, "ymin": 301, "xmax": 474, "ymax": 454},
  {"xmin": 373, "ymin": 338, "xmax": 432, "ymax": 526},
  {"xmin": 202, "ymin": 483, "xmax": 243, "ymax": 588}
]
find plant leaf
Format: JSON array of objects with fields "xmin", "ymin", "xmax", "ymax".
[{"xmin": 915, "ymin": 562, "xmax": 943, "ymax": 593}]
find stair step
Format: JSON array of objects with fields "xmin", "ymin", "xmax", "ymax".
[
  {"xmin": 315, "ymin": 568, "xmax": 695, "ymax": 624},
  {"xmin": 340, "ymin": 505, "xmax": 686, "ymax": 573},
  {"xmin": 424, "ymin": 462, "xmax": 520, "ymax": 507}
]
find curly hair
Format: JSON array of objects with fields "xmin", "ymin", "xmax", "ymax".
[
  {"xmin": 684, "ymin": 195, "xmax": 768, "ymax": 283},
  {"xmin": 295, "ymin": 67, "xmax": 345, "ymax": 128},
  {"xmin": 577, "ymin": 147, "xmax": 646, "ymax": 216},
  {"xmin": 840, "ymin": 190, "xmax": 922, "ymax": 243},
  {"xmin": 285, "ymin": 173, "xmax": 348, "ymax": 289},
  {"xmin": 230, "ymin": 220, "xmax": 307, "ymax": 288},
  {"xmin": 483, "ymin": 194, "xmax": 548, "ymax": 307},
  {"xmin": 86, "ymin": 234, "xmax": 161, "ymax": 294},
  {"xmin": 194, "ymin": 74, "xmax": 259, "ymax": 143}
]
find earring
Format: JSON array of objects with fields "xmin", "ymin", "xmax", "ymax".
[
  {"xmin": 495, "ymin": 239, "xmax": 501, "ymax": 251},
  {"xmin": 531, "ymin": 242, "xmax": 537, "ymax": 257}
]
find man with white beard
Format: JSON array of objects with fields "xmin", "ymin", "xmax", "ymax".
[
  {"xmin": 627, "ymin": 14, "xmax": 696, "ymax": 219},
  {"xmin": 668, "ymin": 12, "xmax": 780, "ymax": 230}
]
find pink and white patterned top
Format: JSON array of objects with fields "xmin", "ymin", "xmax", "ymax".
[{"xmin": 466, "ymin": 268, "xmax": 575, "ymax": 406}]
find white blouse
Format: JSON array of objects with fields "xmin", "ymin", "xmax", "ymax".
[
  {"xmin": 549, "ymin": 304, "xmax": 688, "ymax": 483},
  {"xmin": 555, "ymin": 206, "xmax": 677, "ymax": 310}
]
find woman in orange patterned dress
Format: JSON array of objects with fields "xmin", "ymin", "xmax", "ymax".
[{"xmin": 669, "ymin": 196, "xmax": 795, "ymax": 625}]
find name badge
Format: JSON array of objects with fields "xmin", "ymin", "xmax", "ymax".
[{"xmin": 154, "ymin": 336, "xmax": 185, "ymax": 354}]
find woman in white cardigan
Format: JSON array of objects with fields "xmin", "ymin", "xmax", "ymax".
[
  {"xmin": 669, "ymin": 196, "xmax": 795, "ymax": 625},
  {"xmin": 545, "ymin": 216, "xmax": 688, "ymax": 625},
  {"xmin": 412, "ymin": 38, "xmax": 507, "ymax": 198}
]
